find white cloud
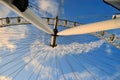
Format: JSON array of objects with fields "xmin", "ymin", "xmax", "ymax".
[
  {"xmin": 0, "ymin": 4, "xmax": 10, "ymax": 17},
  {"xmin": 0, "ymin": 76, "xmax": 12, "ymax": 80},
  {"xmin": 109, "ymin": 72, "xmax": 120, "ymax": 80},
  {"xmin": 60, "ymin": 69, "xmax": 120, "ymax": 80},
  {"xmin": 30, "ymin": 40, "xmax": 104, "ymax": 57},
  {"xmin": 0, "ymin": 25, "xmax": 28, "ymax": 51},
  {"xmin": 23, "ymin": 39, "xmax": 104, "ymax": 80},
  {"xmin": 23, "ymin": 56, "xmax": 55, "ymax": 80},
  {"xmin": 106, "ymin": 44, "xmax": 112, "ymax": 54},
  {"xmin": 39, "ymin": 66, "xmax": 53, "ymax": 80},
  {"xmin": 97, "ymin": 71, "xmax": 120, "ymax": 80},
  {"xmin": 0, "ymin": 57, "xmax": 2, "ymax": 63},
  {"xmin": 0, "ymin": 4, "xmax": 28, "ymax": 52},
  {"xmin": 60, "ymin": 72, "xmax": 92, "ymax": 80},
  {"xmin": 37, "ymin": 0, "xmax": 64, "ymax": 17},
  {"xmin": 106, "ymin": 49, "xmax": 112, "ymax": 54}
]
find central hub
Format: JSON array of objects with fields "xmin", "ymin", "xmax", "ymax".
[{"xmin": 50, "ymin": 16, "xmax": 58, "ymax": 48}]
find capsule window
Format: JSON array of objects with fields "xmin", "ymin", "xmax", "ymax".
[
  {"xmin": 17, "ymin": 17, "xmax": 21, "ymax": 23},
  {"xmin": 100, "ymin": 31, "xmax": 105, "ymax": 36},
  {"xmin": 6, "ymin": 17, "xmax": 10, "ymax": 24},
  {"xmin": 110, "ymin": 34, "xmax": 115, "ymax": 41},
  {"xmin": 0, "ymin": 19, "xmax": 2, "ymax": 27}
]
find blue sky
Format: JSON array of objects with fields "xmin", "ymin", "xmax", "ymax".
[{"xmin": 0, "ymin": 0, "xmax": 120, "ymax": 80}]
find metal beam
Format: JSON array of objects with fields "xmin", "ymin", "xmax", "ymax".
[
  {"xmin": 50, "ymin": 16, "xmax": 58, "ymax": 48},
  {"xmin": 0, "ymin": 17, "xmax": 120, "ymax": 50}
]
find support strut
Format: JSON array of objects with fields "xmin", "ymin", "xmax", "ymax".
[{"xmin": 50, "ymin": 16, "xmax": 58, "ymax": 48}]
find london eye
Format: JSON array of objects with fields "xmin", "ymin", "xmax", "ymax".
[{"xmin": 0, "ymin": 0, "xmax": 120, "ymax": 80}]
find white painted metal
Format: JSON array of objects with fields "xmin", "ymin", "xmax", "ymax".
[
  {"xmin": 58, "ymin": 18, "xmax": 120, "ymax": 36},
  {"xmin": 112, "ymin": 14, "xmax": 120, "ymax": 19}
]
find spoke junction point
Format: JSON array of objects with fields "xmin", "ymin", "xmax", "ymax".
[
  {"xmin": 50, "ymin": 16, "xmax": 59, "ymax": 48},
  {"xmin": 0, "ymin": 16, "xmax": 120, "ymax": 49}
]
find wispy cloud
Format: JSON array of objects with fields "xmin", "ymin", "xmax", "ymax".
[
  {"xmin": 60, "ymin": 68, "xmax": 120, "ymax": 80},
  {"xmin": 30, "ymin": 40, "xmax": 104, "ymax": 57},
  {"xmin": 23, "ymin": 39, "xmax": 104, "ymax": 79},
  {"xmin": 106, "ymin": 44, "xmax": 112, "ymax": 54},
  {"xmin": 23, "ymin": 56, "xmax": 56, "ymax": 80},
  {"xmin": 0, "ymin": 4, "xmax": 10, "ymax": 17},
  {"xmin": 106, "ymin": 48, "xmax": 112, "ymax": 54},
  {"xmin": 0, "ymin": 76, "xmax": 12, "ymax": 80},
  {"xmin": 0, "ymin": 5, "xmax": 28, "ymax": 52},
  {"xmin": 0, "ymin": 57, "xmax": 2, "ymax": 63},
  {"xmin": 0, "ymin": 25, "xmax": 28, "ymax": 52},
  {"xmin": 60, "ymin": 71, "xmax": 92, "ymax": 80},
  {"xmin": 36, "ymin": 0, "xmax": 64, "ymax": 17}
]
